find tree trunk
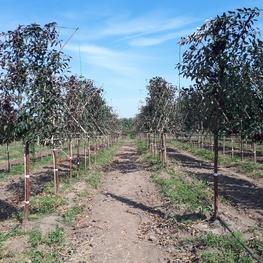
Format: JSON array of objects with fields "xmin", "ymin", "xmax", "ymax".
[
  {"xmin": 213, "ymin": 111, "xmax": 219, "ymax": 220},
  {"xmin": 6, "ymin": 142, "xmax": 10, "ymax": 172},
  {"xmin": 88, "ymin": 137, "xmax": 91, "ymax": 169},
  {"xmin": 77, "ymin": 139, "xmax": 80, "ymax": 177},
  {"xmin": 23, "ymin": 141, "xmax": 30, "ymax": 224},
  {"xmin": 52, "ymin": 148, "xmax": 59, "ymax": 194},
  {"xmin": 163, "ymin": 132, "xmax": 167, "ymax": 165}
]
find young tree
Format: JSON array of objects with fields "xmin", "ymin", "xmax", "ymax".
[
  {"xmin": 0, "ymin": 22, "xmax": 71, "ymax": 143},
  {"xmin": 176, "ymin": 7, "xmax": 263, "ymax": 219},
  {"xmin": 120, "ymin": 118, "xmax": 133, "ymax": 135},
  {"xmin": 0, "ymin": 22, "xmax": 71, "ymax": 222},
  {"xmin": 135, "ymin": 77, "xmax": 177, "ymax": 133}
]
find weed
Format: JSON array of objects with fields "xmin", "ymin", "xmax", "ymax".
[
  {"xmin": 62, "ymin": 205, "xmax": 83, "ymax": 226},
  {"xmin": 201, "ymin": 232, "xmax": 255, "ymax": 263},
  {"xmin": 28, "ymin": 230, "xmax": 43, "ymax": 248},
  {"xmin": 77, "ymin": 188, "xmax": 89, "ymax": 198},
  {"xmin": 0, "ymin": 163, "xmax": 24, "ymax": 180},
  {"xmin": 126, "ymin": 134, "xmax": 135, "ymax": 139},
  {"xmin": 0, "ymin": 232, "xmax": 6, "ymax": 243},
  {"xmin": 30, "ymin": 195, "xmax": 67, "ymax": 215},
  {"xmin": 45, "ymin": 226, "xmax": 65, "ymax": 246},
  {"xmin": 136, "ymin": 140, "xmax": 147, "ymax": 155},
  {"xmin": 85, "ymin": 173, "xmax": 101, "ymax": 188},
  {"xmin": 247, "ymin": 238, "xmax": 263, "ymax": 257},
  {"xmin": 247, "ymin": 224, "xmax": 263, "ymax": 232},
  {"xmin": 26, "ymin": 226, "xmax": 65, "ymax": 263},
  {"xmin": 219, "ymin": 195, "xmax": 229, "ymax": 204},
  {"xmin": 153, "ymin": 173, "xmax": 212, "ymax": 215}
]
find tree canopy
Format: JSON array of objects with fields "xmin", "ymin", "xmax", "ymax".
[{"xmin": 176, "ymin": 7, "xmax": 263, "ymax": 136}]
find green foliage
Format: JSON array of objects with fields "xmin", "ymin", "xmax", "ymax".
[
  {"xmin": 63, "ymin": 76, "xmax": 120, "ymax": 137},
  {"xmin": 176, "ymin": 7, "xmax": 263, "ymax": 137},
  {"xmin": 28, "ymin": 230, "xmax": 42, "ymax": 248},
  {"xmin": 126, "ymin": 133, "xmax": 135, "ymax": 139},
  {"xmin": 134, "ymin": 77, "xmax": 177, "ymax": 133},
  {"xmin": 247, "ymin": 238, "xmax": 263, "ymax": 257},
  {"xmin": 201, "ymin": 232, "xmax": 255, "ymax": 263},
  {"xmin": 153, "ymin": 173, "xmax": 211, "ymax": 214},
  {"xmin": 136, "ymin": 139, "xmax": 147, "ymax": 155},
  {"xmin": 27, "ymin": 227, "xmax": 65, "ymax": 263},
  {"xmin": 62, "ymin": 205, "xmax": 83, "ymax": 226},
  {"xmin": 0, "ymin": 23, "xmax": 121, "ymax": 146},
  {"xmin": 85, "ymin": 173, "xmax": 101, "ymax": 188},
  {"xmin": 45, "ymin": 226, "xmax": 65, "ymax": 246},
  {"xmin": 120, "ymin": 117, "xmax": 134, "ymax": 135},
  {"xmin": 0, "ymin": 22, "xmax": 71, "ymax": 144},
  {"xmin": 30, "ymin": 195, "xmax": 67, "ymax": 215}
]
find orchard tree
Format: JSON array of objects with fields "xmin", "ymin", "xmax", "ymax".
[
  {"xmin": 62, "ymin": 76, "xmax": 120, "ymax": 137},
  {"xmin": 0, "ymin": 22, "xmax": 71, "ymax": 222},
  {"xmin": 176, "ymin": 7, "xmax": 263, "ymax": 219},
  {"xmin": 0, "ymin": 93, "xmax": 17, "ymax": 171},
  {"xmin": 178, "ymin": 85, "xmax": 207, "ymax": 135},
  {"xmin": 102, "ymin": 105, "xmax": 121, "ymax": 135},
  {"xmin": 136, "ymin": 77, "xmax": 177, "ymax": 133},
  {"xmin": 0, "ymin": 94, "xmax": 16, "ymax": 144},
  {"xmin": 85, "ymin": 88, "xmax": 110, "ymax": 135},
  {"xmin": 63, "ymin": 76, "xmax": 98, "ymax": 136},
  {"xmin": 0, "ymin": 22, "xmax": 71, "ymax": 144},
  {"xmin": 120, "ymin": 118, "xmax": 133, "ymax": 135}
]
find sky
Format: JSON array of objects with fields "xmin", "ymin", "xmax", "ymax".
[{"xmin": 1, "ymin": 0, "xmax": 263, "ymax": 118}]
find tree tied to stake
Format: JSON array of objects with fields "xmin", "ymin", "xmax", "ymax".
[{"xmin": 176, "ymin": 7, "xmax": 263, "ymax": 219}]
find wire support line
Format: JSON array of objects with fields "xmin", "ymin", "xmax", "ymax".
[
  {"xmin": 219, "ymin": 216, "xmax": 262, "ymax": 263},
  {"xmin": 59, "ymin": 27, "xmax": 79, "ymax": 53}
]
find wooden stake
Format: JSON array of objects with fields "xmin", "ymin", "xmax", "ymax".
[
  {"xmin": 52, "ymin": 148, "xmax": 59, "ymax": 194},
  {"xmin": 88, "ymin": 137, "xmax": 91, "ymax": 169},
  {"xmin": 223, "ymin": 136, "xmax": 225, "ymax": 155},
  {"xmin": 231, "ymin": 135, "xmax": 234, "ymax": 158},
  {"xmin": 23, "ymin": 141, "xmax": 30, "ymax": 223},
  {"xmin": 213, "ymin": 112, "xmax": 219, "ymax": 220},
  {"xmin": 77, "ymin": 139, "xmax": 80, "ymax": 177},
  {"xmin": 6, "ymin": 142, "xmax": 10, "ymax": 172},
  {"xmin": 84, "ymin": 139, "xmax": 87, "ymax": 171},
  {"xmin": 69, "ymin": 134, "xmax": 73, "ymax": 179},
  {"xmin": 164, "ymin": 132, "xmax": 167, "ymax": 165},
  {"xmin": 253, "ymin": 142, "xmax": 257, "ymax": 164},
  {"xmin": 94, "ymin": 138, "xmax": 97, "ymax": 165}
]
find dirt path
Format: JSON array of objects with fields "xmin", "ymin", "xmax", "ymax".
[
  {"xmin": 1, "ymin": 139, "xmax": 263, "ymax": 262},
  {"xmin": 66, "ymin": 140, "xmax": 169, "ymax": 263}
]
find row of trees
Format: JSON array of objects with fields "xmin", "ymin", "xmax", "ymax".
[
  {"xmin": 134, "ymin": 7, "xmax": 263, "ymax": 219},
  {"xmin": 0, "ymin": 22, "xmax": 121, "ymax": 223},
  {"xmin": 133, "ymin": 76, "xmax": 178, "ymax": 134},
  {"xmin": 0, "ymin": 22, "xmax": 120, "ymax": 146}
]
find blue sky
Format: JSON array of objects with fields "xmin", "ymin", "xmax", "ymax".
[{"xmin": 2, "ymin": 0, "xmax": 263, "ymax": 118}]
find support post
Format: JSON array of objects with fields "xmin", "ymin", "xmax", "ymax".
[
  {"xmin": 52, "ymin": 148, "xmax": 59, "ymax": 194},
  {"xmin": 23, "ymin": 141, "xmax": 30, "ymax": 223},
  {"xmin": 69, "ymin": 134, "xmax": 73, "ymax": 179}
]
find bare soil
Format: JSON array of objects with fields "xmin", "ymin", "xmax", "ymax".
[{"xmin": 0, "ymin": 140, "xmax": 263, "ymax": 262}]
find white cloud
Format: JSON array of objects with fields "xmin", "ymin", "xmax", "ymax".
[
  {"xmin": 128, "ymin": 28, "xmax": 197, "ymax": 46},
  {"xmin": 83, "ymin": 11, "xmax": 199, "ymax": 42},
  {"xmin": 65, "ymin": 44, "xmax": 149, "ymax": 77}
]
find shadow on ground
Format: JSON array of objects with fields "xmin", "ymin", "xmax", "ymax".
[
  {"xmin": 104, "ymin": 192, "xmax": 165, "ymax": 218},
  {"xmin": 167, "ymin": 147, "xmax": 263, "ymax": 219}
]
